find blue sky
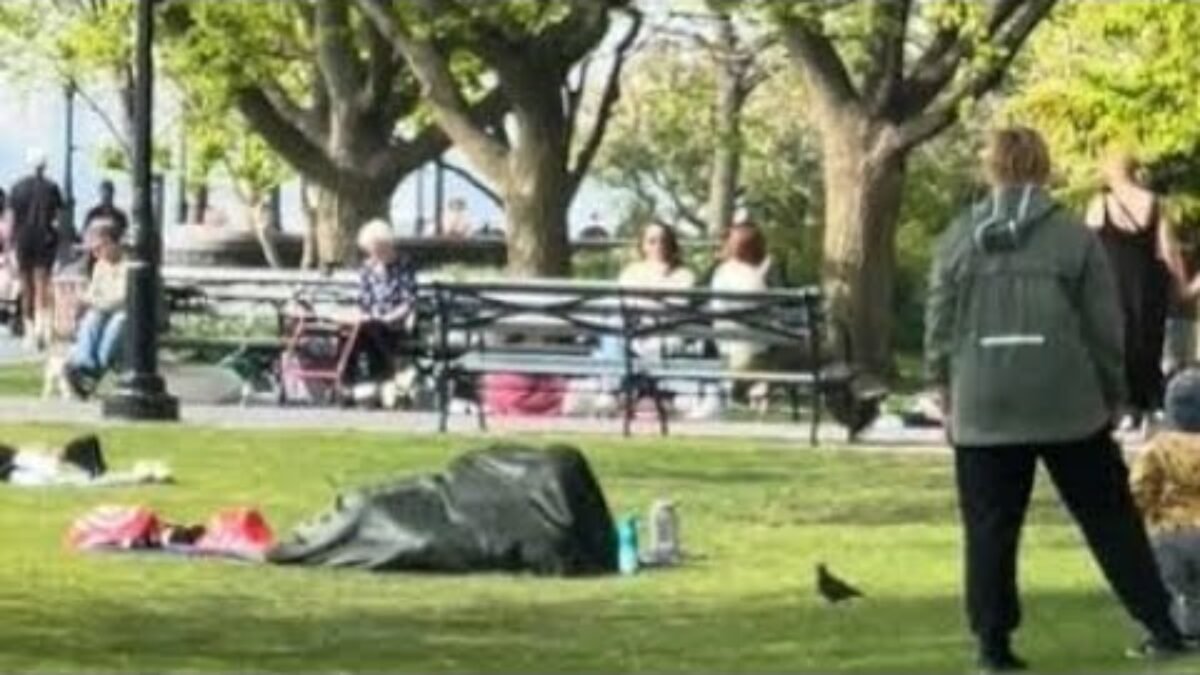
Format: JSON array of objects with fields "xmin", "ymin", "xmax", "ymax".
[{"xmin": 0, "ymin": 79, "xmax": 624, "ymax": 237}]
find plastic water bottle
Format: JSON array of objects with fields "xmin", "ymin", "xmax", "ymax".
[
  {"xmin": 617, "ymin": 516, "xmax": 639, "ymax": 575},
  {"xmin": 648, "ymin": 499, "xmax": 681, "ymax": 566}
]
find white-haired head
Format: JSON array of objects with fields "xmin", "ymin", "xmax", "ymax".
[
  {"xmin": 356, "ymin": 218, "xmax": 395, "ymax": 255},
  {"xmin": 25, "ymin": 147, "xmax": 47, "ymax": 171}
]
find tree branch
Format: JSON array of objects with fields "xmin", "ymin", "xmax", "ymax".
[
  {"xmin": 378, "ymin": 86, "xmax": 509, "ymax": 187},
  {"xmin": 235, "ymin": 87, "xmax": 341, "ymax": 188},
  {"xmin": 442, "ymin": 161, "xmax": 503, "ymax": 207},
  {"xmin": 71, "ymin": 80, "xmax": 131, "ymax": 159},
  {"xmin": 901, "ymin": 0, "xmax": 1035, "ymax": 116},
  {"xmin": 355, "ymin": 0, "xmax": 510, "ymax": 183},
  {"xmin": 362, "ymin": 15, "xmax": 399, "ymax": 112},
  {"xmin": 568, "ymin": 8, "xmax": 643, "ymax": 196},
  {"xmin": 861, "ymin": 0, "xmax": 912, "ymax": 116},
  {"xmin": 897, "ymin": 0, "xmax": 1057, "ymax": 151},
  {"xmin": 777, "ymin": 10, "xmax": 860, "ymax": 112},
  {"xmin": 315, "ymin": 0, "xmax": 365, "ymax": 104}
]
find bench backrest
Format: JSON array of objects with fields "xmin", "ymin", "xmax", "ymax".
[{"xmin": 421, "ymin": 279, "xmax": 827, "ymax": 355}]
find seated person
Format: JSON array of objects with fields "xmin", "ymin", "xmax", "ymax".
[
  {"xmin": 343, "ymin": 219, "xmax": 417, "ymax": 399},
  {"xmin": 709, "ymin": 221, "xmax": 773, "ymax": 370},
  {"xmin": 707, "ymin": 221, "xmax": 794, "ymax": 412},
  {"xmin": 618, "ymin": 221, "xmax": 696, "ymax": 289},
  {"xmin": 1131, "ymin": 368, "xmax": 1200, "ymax": 637},
  {"xmin": 64, "ymin": 221, "xmax": 127, "ymax": 398},
  {"xmin": 593, "ymin": 222, "xmax": 696, "ymax": 365}
]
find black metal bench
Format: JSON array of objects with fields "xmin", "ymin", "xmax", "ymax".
[{"xmin": 420, "ymin": 279, "xmax": 880, "ymax": 444}]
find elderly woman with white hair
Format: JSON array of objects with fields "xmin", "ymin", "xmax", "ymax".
[{"xmin": 342, "ymin": 219, "xmax": 417, "ymax": 395}]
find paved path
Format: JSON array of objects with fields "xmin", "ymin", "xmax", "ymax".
[{"xmin": 0, "ymin": 393, "xmax": 950, "ymax": 451}]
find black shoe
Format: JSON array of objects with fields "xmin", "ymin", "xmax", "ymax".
[
  {"xmin": 977, "ymin": 635, "xmax": 1028, "ymax": 674},
  {"xmin": 1125, "ymin": 634, "xmax": 1191, "ymax": 660},
  {"xmin": 61, "ymin": 434, "xmax": 106, "ymax": 478},
  {"xmin": 63, "ymin": 365, "xmax": 92, "ymax": 401},
  {"xmin": 977, "ymin": 650, "xmax": 1028, "ymax": 673}
]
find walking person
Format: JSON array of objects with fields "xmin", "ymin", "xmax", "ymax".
[
  {"xmin": 9, "ymin": 148, "xmax": 64, "ymax": 351},
  {"xmin": 1085, "ymin": 152, "xmax": 1189, "ymax": 433},
  {"xmin": 81, "ymin": 180, "xmax": 128, "ymax": 244},
  {"xmin": 80, "ymin": 180, "xmax": 129, "ymax": 277},
  {"xmin": 926, "ymin": 127, "xmax": 1188, "ymax": 672}
]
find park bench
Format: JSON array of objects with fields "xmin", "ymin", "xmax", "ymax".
[
  {"xmin": 161, "ymin": 266, "xmax": 433, "ymax": 405},
  {"xmin": 420, "ymin": 279, "xmax": 882, "ymax": 444},
  {"xmin": 161, "ymin": 266, "xmax": 361, "ymax": 403}
]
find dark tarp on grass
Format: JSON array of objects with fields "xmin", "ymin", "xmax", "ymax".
[{"xmin": 267, "ymin": 444, "xmax": 617, "ymax": 575}]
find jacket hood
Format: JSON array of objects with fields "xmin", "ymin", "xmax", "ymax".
[{"xmin": 969, "ymin": 185, "xmax": 1059, "ymax": 254}]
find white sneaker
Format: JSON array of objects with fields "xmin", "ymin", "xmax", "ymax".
[
  {"xmin": 352, "ymin": 382, "xmax": 380, "ymax": 403},
  {"xmin": 380, "ymin": 381, "xmax": 398, "ymax": 409},
  {"xmin": 21, "ymin": 321, "xmax": 37, "ymax": 351},
  {"xmin": 686, "ymin": 395, "xmax": 723, "ymax": 421}
]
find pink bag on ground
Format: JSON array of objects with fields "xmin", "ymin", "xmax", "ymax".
[
  {"xmin": 194, "ymin": 508, "xmax": 275, "ymax": 558},
  {"xmin": 66, "ymin": 505, "xmax": 162, "ymax": 551}
]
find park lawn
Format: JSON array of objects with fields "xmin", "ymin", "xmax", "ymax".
[
  {"xmin": 0, "ymin": 363, "xmax": 41, "ymax": 397},
  {"xmin": 0, "ymin": 424, "xmax": 1190, "ymax": 673}
]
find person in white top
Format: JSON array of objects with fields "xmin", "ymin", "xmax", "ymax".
[
  {"xmin": 618, "ymin": 222, "xmax": 696, "ymax": 289},
  {"xmin": 709, "ymin": 221, "xmax": 772, "ymax": 369}
]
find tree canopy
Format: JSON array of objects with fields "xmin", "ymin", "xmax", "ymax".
[{"xmin": 1006, "ymin": 2, "xmax": 1200, "ymax": 207}]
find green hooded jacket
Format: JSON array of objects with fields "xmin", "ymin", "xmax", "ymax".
[{"xmin": 924, "ymin": 185, "xmax": 1126, "ymax": 446}]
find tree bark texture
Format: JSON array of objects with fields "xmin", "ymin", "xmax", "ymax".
[{"xmin": 820, "ymin": 117, "xmax": 907, "ymax": 377}]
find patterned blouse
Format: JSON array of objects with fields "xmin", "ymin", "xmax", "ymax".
[
  {"xmin": 1131, "ymin": 432, "xmax": 1200, "ymax": 533},
  {"xmin": 358, "ymin": 257, "xmax": 417, "ymax": 320}
]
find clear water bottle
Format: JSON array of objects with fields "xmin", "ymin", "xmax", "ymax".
[
  {"xmin": 617, "ymin": 516, "xmax": 639, "ymax": 575},
  {"xmin": 648, "ymin": 499, "xmax": 681, "ymax": 566}
]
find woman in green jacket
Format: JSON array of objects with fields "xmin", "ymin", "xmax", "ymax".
[{"xmin": 925, "ymin": 127, "xmax": 1187, "ymax": 672}]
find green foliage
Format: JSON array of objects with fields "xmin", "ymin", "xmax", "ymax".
[
  {"xmin": 893, "ymin": 127, "xmax": 983, "ymax": 352},
  {"xmin": 593, "ymin": 43, "xmax": 823, "ymax": 281},
  {"xmin": 1005, "ymin": 2, "xmax": 1200, "ymax": 217}
]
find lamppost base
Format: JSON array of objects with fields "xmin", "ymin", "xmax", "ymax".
[{"xmin": 102, "ymin": 384, "xmax": 179, "ymax": 421}]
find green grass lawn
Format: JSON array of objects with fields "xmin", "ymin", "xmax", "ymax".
[{"xmin": 0, "ymin": 424, "xmax": 1190, "ymax": 673}]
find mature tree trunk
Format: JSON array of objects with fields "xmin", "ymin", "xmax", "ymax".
[
  {"xmin": 820, "ymin": 118, "xmax": 908, "ymax": 376},
  {"xmin": 357, "ymin": 0, "xmax": 640, "ymax": 279},
  {"xmin": 502, "ymin": 103, "xmax": 573, "ymax": 277},
  {"xmin": 190, "ymin": 184, "xmax": 209, "ymax": 224},
  {"xmin": 707, "ymin": 65, "xmax": 746, "ymax": 236},
  {"xmin": 505, "ymin": 147, "xmax": 572, "ymax": 276},
  {"xmin": 312, "ymin": 184, "xmax": 391, "ymax": 267},
  {"xmin": 300, "ymin": 179, "xmax": 320, "ymax": 269},
  {"xmin": 776, "ymin": 0, "xmax": 1057, "ymax": 378}
]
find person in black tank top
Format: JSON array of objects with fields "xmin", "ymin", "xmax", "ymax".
[{"xmin": 1087, "ymin": 153, "xmax": 1188, "ymax": 431}]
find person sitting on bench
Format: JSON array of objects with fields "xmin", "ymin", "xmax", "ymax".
[
  {"xmin": 343, "ymin": 219, "xmax": 417, "ymax": 403},
  {"xmin": 64, "ymin": 220, "xmax": 127, "ymax": 398}
]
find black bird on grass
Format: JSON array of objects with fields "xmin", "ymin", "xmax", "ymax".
[{"xmin": 816, "ymin": 563, "xmax": 863, "ymax": 604}]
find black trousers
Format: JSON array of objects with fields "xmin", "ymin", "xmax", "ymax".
[
  {"xmin": 341, "ymin": 320, "xmax": 401, "ymax": 385},
  {"xmin": 954, "ymin": 429, "xmax": 1175, "ymax": 641}
]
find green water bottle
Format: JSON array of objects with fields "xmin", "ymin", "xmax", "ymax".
[{"xmin": 617, "ymin": 516, "xmax": 639, "ymax": 575}]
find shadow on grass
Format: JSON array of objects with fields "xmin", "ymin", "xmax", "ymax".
[{"xmin": 0, "ymin": 579, "xmax": 1160, "ymax": 673}]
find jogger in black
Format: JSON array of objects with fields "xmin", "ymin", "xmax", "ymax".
[{"xmin": 956, "ymin": 429, "xmax": 1176, "ymax": 645}]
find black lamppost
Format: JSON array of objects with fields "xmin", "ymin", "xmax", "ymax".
[
  {"xmin": 433, "ymin": 157, "xmax": 445, "ymax": 236},
  {"xmin": 62, "ymin": 81, "xmax": 77, "ymax": 245},
  {"xmin": 102, "ymin": 0, "xmax": 178, "ymax": 421}
]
